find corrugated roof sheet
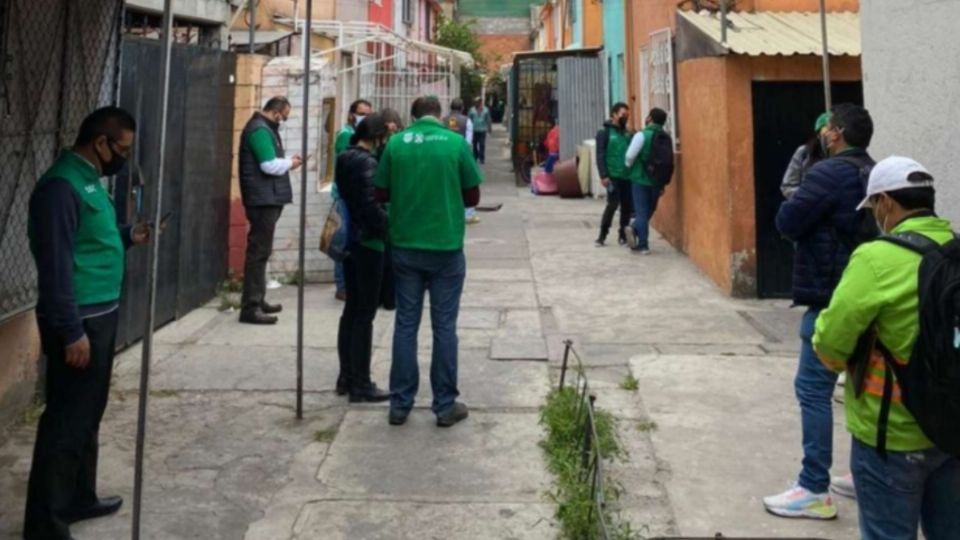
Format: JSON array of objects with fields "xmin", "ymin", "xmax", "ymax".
[{"xmin": 677, "ymin": 10, "xmax": 861, "ymax": 56}]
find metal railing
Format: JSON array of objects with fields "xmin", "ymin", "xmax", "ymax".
[{"xmin": 558, "ymin": 339, "xmax": 615, "ymax": 540}]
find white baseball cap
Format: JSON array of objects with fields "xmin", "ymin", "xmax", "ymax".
[{"xmin": 856, "ymin": 156, "xmax": 935, "ymax": 210}]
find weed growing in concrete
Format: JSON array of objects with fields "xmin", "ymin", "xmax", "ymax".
[
  {"xmin": 619, "ymin": 374, "xmax": 639, "ymax": 392},
  {"xmin": 217, "ymin": 276, "xmax": 243, "ymax": 311},
  {"xmin": 150, "ymin": 389, "xmax": 179, "ymax": 398},
  {"xmin": 314, "ymin": 428, "xmax": 338, "ymax": 443},
  {"xmin": 540, "ymin": 387, "xmax": 637, "ymax": 539},
  {"xmin": 636, "ymin": 420, "xmax": 658, "ymax": 432}
]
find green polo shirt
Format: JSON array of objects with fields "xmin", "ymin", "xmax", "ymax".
[
  {"xmin": 374, "ymin": 117, "xmax": 483, "ymax": 251},
  {"xmin": 248, "ymin": 127, "xmax": 278, "ymax": 163}
]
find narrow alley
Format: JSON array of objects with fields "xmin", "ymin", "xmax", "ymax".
[{"xmin": 1, "ymin": 129, "xmax": 858, "ymax": 539}]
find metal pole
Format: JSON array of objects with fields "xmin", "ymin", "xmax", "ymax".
[
  {"xmin": 132, "ymin": 0, "xmax": 174, "ymax": 537},
  {"xmin": 720, "ymin": 0, "xmax": 728, "ymax": 45},
  {"xmin": 249, "ymin": 0, "xmax": 257, "ymax": 54},
  {"xmin": 819, "ymin": 0, "xmax": 832, "ymax": 110},
  {"xmin": 296, "ymin": 0, "xmax": 313, "ymax": 420}
]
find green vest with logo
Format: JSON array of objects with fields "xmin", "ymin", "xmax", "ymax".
[
  {"xmin": 628, "ymin": 124, "xmax": 664, "ymax": 185},
  {"xmin": 29, "ymin": 151, "xmax": 126, "ymax": 306},
  {"xmin": 604, "ymin": 126, "xmax": 631, "ymax": 179}
]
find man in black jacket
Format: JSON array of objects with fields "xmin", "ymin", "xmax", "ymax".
[
  {"xmin": 595, "ymin": 102, "xmax": 633, "ymax": 246},
  {"xmin": 764, "ymin": 104, "xmax": 876, "ymax": 519},
  {"xmin": 238, "ymin": 97, "xmax": 303, "ymax": 325}
]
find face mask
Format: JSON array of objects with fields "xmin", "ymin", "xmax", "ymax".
[
  {"xmin": 873, "ymin": 198, "xmax": 889, "ymax": 232},
  {"xmin": 617, "ymin": 116, "xmax": 628, "ymax": 129},
  {"xmin": 819, "ymin": 134, "xmax": 831, "ymax": 156},
  {"xmin": 355, "ymin": 115, "xmax": 366, "ymax": 126},
  {"xmin": 100, "ymin": 141, "xmax": 127, "ymax": 176}
]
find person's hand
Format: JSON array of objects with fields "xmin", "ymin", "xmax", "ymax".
[
  {"xmin": 290, "ymin": 155, "xmax": 304, "ymax": 171},
  {"xmin": 132, "ymin": 222, "xmax": 151, "ymax": 245},
  {"xmin": 601, "ymin": 177, "xmax": 610, "ymax": 188},
  {"xmin": 65, "ymin": 335, "xmax": 91, "ymax": 369}
]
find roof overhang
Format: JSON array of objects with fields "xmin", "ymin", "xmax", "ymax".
[
  {"xmin": 229, "ymin": 30, "xmax": 295, "ymax": 48},
  {"xmin": 676, "ymin": 10, "xmax": 861, "ymax": 62}
]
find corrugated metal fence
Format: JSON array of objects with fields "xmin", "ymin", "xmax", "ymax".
[{"xmin": 557, "ymin": 56, "xmax": 606, "ymax": 161}]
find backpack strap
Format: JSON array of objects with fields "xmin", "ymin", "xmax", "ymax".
[
  {"xmin": 875, "ymin": 341, "xmax": 906, "ymax": 460},
  {"xmin": 877, "ymin": 231, "xmax": 940, "ymax": 255}
]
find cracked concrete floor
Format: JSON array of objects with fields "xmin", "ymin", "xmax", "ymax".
[{"xmin": 2, "ymin": 130, "xmax": 857, "ymax": 539}]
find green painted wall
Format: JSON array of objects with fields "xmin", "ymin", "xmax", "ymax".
[{"xmin": 459, "ymin": 0, "xmax": 531, "ymax": 18}]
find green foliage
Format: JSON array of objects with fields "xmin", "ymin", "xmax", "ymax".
[
  {"xmin": 434, "ymin": 13, "xmax": 487, "ymax": 103},
  {"xmin": 314, "ymin": 428, "xmax": 338, "ymax": 443},
  {"xmin": 619, "ymin": 374, "xmax": 639, "ymax": 392},
  {"xmin": 540, "ymin": 387, "xmax": 637, "ymax": 539}
]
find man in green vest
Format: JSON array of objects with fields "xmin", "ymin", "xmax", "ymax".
[
  {"xmin": 595, "ymin": 102, "xmax": 633, "ymax": 246},
  {"xmin": 624, "ymin": 107, "xmax": 669, "ymax": 254},
  {"xmin": 332, "ymin": 99, "xmax": 373, "ymax": 302},
  {"xmin": 24, "ymin": 107, "xmax": 149, "ymax": 539},
  {"xmin": 374, "ymin": 96, "xmax": 483, "ymax": 428}
]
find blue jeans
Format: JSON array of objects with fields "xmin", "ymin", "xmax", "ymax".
[
  {"xmin": 390, "ymin": 248, "xmax": 466, "ymax": 417},
  {"xmin": 630, "ymin": 183, "xmax": 660, "ymax": 250},
  {"xmin": 334, "ymin": 261, "xmax": 345, "ymax": 293},
  {"xmin": 851, "ymin": 437, "xmax": 960, "ymax": 540},
  {"xmin": 795, "ymin": 308, "xmax": 838, "ymax": 494}
]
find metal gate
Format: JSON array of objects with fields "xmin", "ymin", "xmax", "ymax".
[
  {"xmin": 0, "ymin": 0, "xmax": 123, "ymax": 323},
  {"xmin": 752, "ymin": 81, "xmax": 863, "ymax": 298},
  {"xmin": 114, "ymin": 38, "xmax": 236, "ymax": 346},
  {"xmin": 557, "ymin": 56, "xmax": 605, "ymax": 161}
]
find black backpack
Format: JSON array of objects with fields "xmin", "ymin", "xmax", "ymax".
[
  {"xmin": 645, "ymin": 130, "xmax": 675, "ymax": 187},
  {"xmin": 873, "ymin": 231, "xmax": 960, "ymax": 457},
  {"xmin": 835, "ymin": 155, "xmax": 880, "ymax": 247}
]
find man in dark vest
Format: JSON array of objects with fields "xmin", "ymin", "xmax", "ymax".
[
  {"xmin": 238, "ymin": 96, "xmax": 303, "ymax": 325},
  {"xmin": 595, "ymin": 102, "xmax": 633, "ymax": 246},
  {"xmin": 25, "ymin": 107, "xmax": 149, "ymax": 539}
]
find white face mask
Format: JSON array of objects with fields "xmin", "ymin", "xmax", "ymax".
[{"xmin": 355, "ymin": 115, "xmax": 366, "ymax": 126}]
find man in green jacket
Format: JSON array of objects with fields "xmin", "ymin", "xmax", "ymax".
[
  {"xmin": 375, "ymin": 96, "xmax": 483, "ymax": 428},
  {"xmin": 813, "ymin": 156, "xmax": 960, "ymax": 539},
  {"xmin": 624, "ymin": 107, "xmax": 668, "ymax": 254},
  {"xmin": 24, "ymin": 107, "xmax": 149, "ymax": 539}
]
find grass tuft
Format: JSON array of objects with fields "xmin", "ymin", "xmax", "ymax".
[
  {"xmin": 314, "ymin": 428, "xmax": 338, "ymax": 443},
  {"xmin": 619, "ymin": 374, "xmax": 639, "ymax": 392}
]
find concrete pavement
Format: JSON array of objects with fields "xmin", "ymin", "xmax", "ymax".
[{"xmin": 0, "ymin": 128, "xmax": 859, "ymax": 539}]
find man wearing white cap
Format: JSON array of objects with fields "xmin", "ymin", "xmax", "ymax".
[{"xmin": 813, "ymin": 156, "xmax": 960, "ymax": 539}]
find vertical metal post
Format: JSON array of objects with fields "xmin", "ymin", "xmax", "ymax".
[
  {"xmin": 248, "ymin": 0, "xmax": 257, "ymax": 54},
  {"xmin": 819, "ymin": 0, "xmax": 832, "ymax": 110},
  {"xmin": 559, "ymin": 339, "xmax": 572, "ymax": 389},
  {"xmin": 720, "ymin": 0, "xmax": 728, "ymax": 45},
  {"xmin": 296, "ymin": 0, "xmax": 313, "ymax": 420},
  {"xmin": 132, "ymin": 0, "xmax": 174, "ymax": 537}
]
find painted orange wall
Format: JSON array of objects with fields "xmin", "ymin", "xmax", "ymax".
[
  {"xmin": 665, "ymin": 54, "xmax": 862, "ymax": 295},
  {"xmin": 582, "ymin": 0, "xmax": 604, "ymax": 47}
]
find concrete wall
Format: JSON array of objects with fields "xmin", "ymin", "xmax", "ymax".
[
  {"xmin": 127, "ymin": 0, "xmax": 232, "ymax": 22},
  {"xmin": 0, "ymin": 312, "xmax": 41, "ymax": 430},
  {"xmin": 860, "ymin": 1, "xmax": 960, "ymax": 223}
]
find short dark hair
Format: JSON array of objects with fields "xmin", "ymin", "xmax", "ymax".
[
  {"xmin": 350, "ymin": 112, "xmax": 388, "ymax": 145},
  {"xmin": 263, "ymin": 96, "xmax": 291, "ymax": 113},
  {"xmin": 610, "ymin": 102, "xmax": 629, "ymax": 116},
  {"xmin": 412, "ymin": 96, "xmax": 442, "ymax": 119},
  {"xmin": 74, "ymin": 106, "xmax": 136, "ymax": 146},
  {"xmin": 886, "ymin": 171, "xmax": 936, "ymax": 210},
  {"xmin": 450, "ymin": 98, "xmax": 464, "ymax": 112},
  {"xmin": 830, "ymin": 103, "xmax": 873, "ymax": 149},
  {"xmin": 648, "ymin": 108, "xmax": 667, "ymax": 126},
  {"xmin": 349, "ymin": 99, "xmax": 372, "ymax": 115}
]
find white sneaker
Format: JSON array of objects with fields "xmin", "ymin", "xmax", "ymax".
[
  {"xmin": 762, "ymin": 484, "xmax": 838, "ymax": 520},
  {"xmin": 623, "ymin": 227, "xmax": 638, "ymax": 249},
  {"xmin": 830, "ymin": 473, "xmax": 856, "ymax": 499},
  {"xmin": 837, "ymin": 371, "xmax": 846, "ymax": 387}
]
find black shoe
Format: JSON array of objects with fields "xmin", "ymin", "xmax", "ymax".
[
  {"xmin": 595, "ymin": 236, "xmax": 606, "ymax": 247},
  {"xmin": 336, "ymin": 376, "xmax": 349, "ymax": 396},
  {"xmin": 388, "ymin": 410, "xmax": 409, "ymax": 426},
  {"xmin": 261, "ymin": 301, "xmax": 283, "ymax": 314},
  {"xmin": 63, "ymin": 496, "xmax": 123, "ymax": 524},
  {"xmin": 618, "ymin": 231, "xmax": 627, "ymax": 245},
  {"xmin": 349, "ymin": 384, "xmax": 390, "ymax": 403},
  {"xmin": 335, "ymin": 290, "xmax": 347, "ymax": 302},
  {"xmin": 239, "ymin": 310, "xmax": 278, "ymax": 325},
  {"xmin": 436, "ymin": 402, "xmax": 469, "ymax": 428}
]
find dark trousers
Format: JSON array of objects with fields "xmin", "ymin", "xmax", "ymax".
[
  {"xmin": 379, "ymin": 245, "xmax": 396, "ymax": 310},
  {"xmin": 24, "ymin": 310, "xmax": 119, "ymax": 540},
  {"xmin": 472, "ymin": 131, "xmax": 487, "ymax": 163},
  {"xmin": 599, "ymin": 178, "xmax": 634, "ymax": 240},
  {"xmin": 241, "ymin": 205, "xmax": 283, "ymax": 313},
  {"xmin": 337, "ymin": 245, "xmax": 384, "ymax": 392}
]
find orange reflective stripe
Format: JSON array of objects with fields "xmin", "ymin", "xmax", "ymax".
[{"xmin": 862, "ymin": 375, "xmax": 903, "ymax": 402}]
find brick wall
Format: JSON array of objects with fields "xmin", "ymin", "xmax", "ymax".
[{"xmin": 477, "ymin": 34, "xmax": 531, "ymax": 71}]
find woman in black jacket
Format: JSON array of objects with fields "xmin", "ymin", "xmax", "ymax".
[{"xmin": 335, "ymin": 113, "xmax": 390, "ymax": 402}]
